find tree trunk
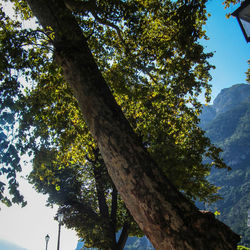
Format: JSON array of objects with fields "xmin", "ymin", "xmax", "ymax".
[{"xmin": 26, "ymin": 1, "xmax": 240, "ymax": 249}]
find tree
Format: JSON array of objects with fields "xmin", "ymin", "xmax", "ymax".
[
  {"xmin": 29, "ymin": 148, "xmax": 139, "ymax": 250},
  {"xmin": 0, "ymin": 0, "xmax": 240, "ymax": 249},
  {"xmin": 17, "ymin": 55, "xmax": 224, "ymax": 248},
  {"xmin": 22, "ymin": 62, "xmax": 224, "ymax": 249}
]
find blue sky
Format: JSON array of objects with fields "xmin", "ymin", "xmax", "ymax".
[
  {"xmin": 0, "ymin": 0, "xmax": 249, "ymax": 250},
  {"xmin": 203, "ymin": 0, "xmax": 249, "ymax": 101}
]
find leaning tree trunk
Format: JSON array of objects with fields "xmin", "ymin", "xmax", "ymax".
[{"xmin": 26, "ymin": 1, "xmax": 240, "ymax": 249}]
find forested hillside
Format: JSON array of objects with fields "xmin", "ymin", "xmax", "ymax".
[{"xmin": 200, "ymin": 84, "xmax": 250, "ymax": 247}]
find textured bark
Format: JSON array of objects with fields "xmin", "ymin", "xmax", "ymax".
[
  {"xmin": 26, "ymin": 1, "xmax": 240, "ymax": 249},
  {"xmin": 111, "ymin": 187, "xmax": 118, "ymax": 227},
  {"xmin": 93, "ymin": 164, "xmax": 109, "ymax": 219}
]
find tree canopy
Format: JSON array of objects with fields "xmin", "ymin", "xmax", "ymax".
[
  {"xmin": 1, "ymin": 0, "xmax": 226, "ymax": 207},
  {"xmin": 0, "ymin": 0, "xmax": 240, "ymax": 249}
]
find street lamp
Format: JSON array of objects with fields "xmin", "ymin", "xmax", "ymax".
[
  {"xmin": 57, "ymin": 213, "xmax": 64, "ymax": 250},
  {"xmin": 232, "ymin": 0, "xmax": 250, "ymax": 42},
  {"xmin": 45, "ymin": 234, "xmax": 50, "ymax": 250}
]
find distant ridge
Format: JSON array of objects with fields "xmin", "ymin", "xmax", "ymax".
[
  {"xmin": 213, "ymin": 84, "xmax": 250, "ymax": 114},
  {"xmin": 200, "ymin": 83, "xmax": 250, "ymax": 247},
  {"xmin": 200, "ymin": 83, "xmax": 250, "ymax": 126},
  {"xmin": 0, "ymin": 239, "xmax": 27, "ymax": 250}
]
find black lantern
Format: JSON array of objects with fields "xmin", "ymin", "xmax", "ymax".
[
  {"xmin": 57, "ymin": 212, "xmax": 64, "ymax": 250},
  {"xmin": 232, "ymin": 0, "xmax": 250, "ymax": 42}
]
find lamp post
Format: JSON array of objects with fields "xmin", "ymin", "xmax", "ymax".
[
  {"xmin": 57, "ymin": 213, "xmax": 64, "ymax": 250},
  {"xmin": 232, "ymin": 0, "xmax": 250, "ymax": 42},
  {"xmin": 45, "ymin": 234, "xmax": 50, "ymax": 250}
]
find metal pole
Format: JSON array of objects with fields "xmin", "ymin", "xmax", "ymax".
[
  {"xmin": 45, "ymin": 234, "xmax": 50, "ymax": 250},
  {"xmin": 57, "ymin": 222, "xmax": 61, "ymax": 250}
]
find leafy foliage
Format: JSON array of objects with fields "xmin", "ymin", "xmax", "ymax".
[
  {"xmin": 29, "ymin": 148, "xmax": 140, "ymax": 249},
  {"xmin": 0, "ymin": 7, "xmax": 27, "ymax": 207},
  {"xmin": 237, "ymin": 246, "xmax": 250, "ymax": 250},
  {"xmin": 223, "ymin": 0, "xmax": 241, "ymax": 9},
  {"xmin": 0, "ymin": 0, "xmax": 232, "ymax": 248}
]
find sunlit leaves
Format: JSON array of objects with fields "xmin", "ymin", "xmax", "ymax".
[
  {"xmin": 223, "ymin": 0, "xmax": 241, "ymax": 9},
  {"xmin": 246, "ymin": 60, "xmax": 250, "ymax": 84},
  {"xmin": 0, "ymin": 0, "xmax": 231, "ymax": 244},
  {"xmin": 214, "ymin": 210, "xmax": 221, "ymax": 216},
  {"xmin": 1, "ymin": 0, "xmax": 226, "ymax": 205}
]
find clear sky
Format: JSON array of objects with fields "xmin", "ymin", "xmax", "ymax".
[
  {"xmin": 203, "ymin": 0, "xmax": 249, "ymax": 102},
  {"xmin": 0, "ymin": 0, "xmax": 249, "ymax": 250}
]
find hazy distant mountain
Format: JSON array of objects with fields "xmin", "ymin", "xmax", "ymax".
[
  {"xmin": 0, "ymin": 239, "xmax": 27, "ymax": 250},
  {"xmin": 124, "ymin": 236, "xmax": 154, "ymax": 250},
  {"xmin": 200, "ymin": 83, "xmax": 250, "ymax": 247},
  {"xmin": 199, "ymin": 84, "xmax": 250, "ymax": 126},
  {"xmin": 75, "ymin": 235, "xmax": 154, "ymax": 250},
  {"xmin": 213, "ymin": 84, "xmax": 250, "ymax": 114}
]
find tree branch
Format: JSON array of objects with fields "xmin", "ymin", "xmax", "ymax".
[
  {"xmin": 91, "ymin": 11, "xmax": 126, "ymax": 46},
  {"xmin": 64, "ymin": 0, "xmax": 96, "ymax": 13},
  {"xmin": 64, "ymin": 198, "xmax": 100, "ymax": 222},
  {"xmin": 117, "ymin": 222, "xmax": 130, "ymax": 250},
  {"xmin": 92, "ymin": 159, "xmax": 109, "ymax": 218},
  {"xmin": 111, "ymin": 185, "xmax": 118, "ymax": 229}
]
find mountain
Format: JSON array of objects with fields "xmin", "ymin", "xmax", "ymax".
[
  {"xmin": 124, "ymin": 236, "xmax": 154, "ymax": 250},
  {"xmin": 0, "ymin": 239, "xmax": 27, "ymax": 250},
  {"xmin": 199, "ymin": 84, "xmax": 250, "ymax": 125},
  {"xmin": 212, "ymin": 84, "xmax": 250, "ymax": 114},
  {"xmin": 200, "ymin": 83, "xmax": 250, "ymax": 247},
  {"xmin": 75, "ymin": 235, "xmax": 154, "ymax": 250}
]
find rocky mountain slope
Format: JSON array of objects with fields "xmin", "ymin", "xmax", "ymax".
[{"xmin": 200, "ymin": 83, "xmax": 250, "ymax": 247}]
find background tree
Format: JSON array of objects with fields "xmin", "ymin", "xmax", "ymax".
[
  {"xmin": 29, "ymin": 148, "xmax": 139, "ymax": 250},
  {"xmin": 0, "ymin": 0, "xmax": 240, "ymax": 249}
]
